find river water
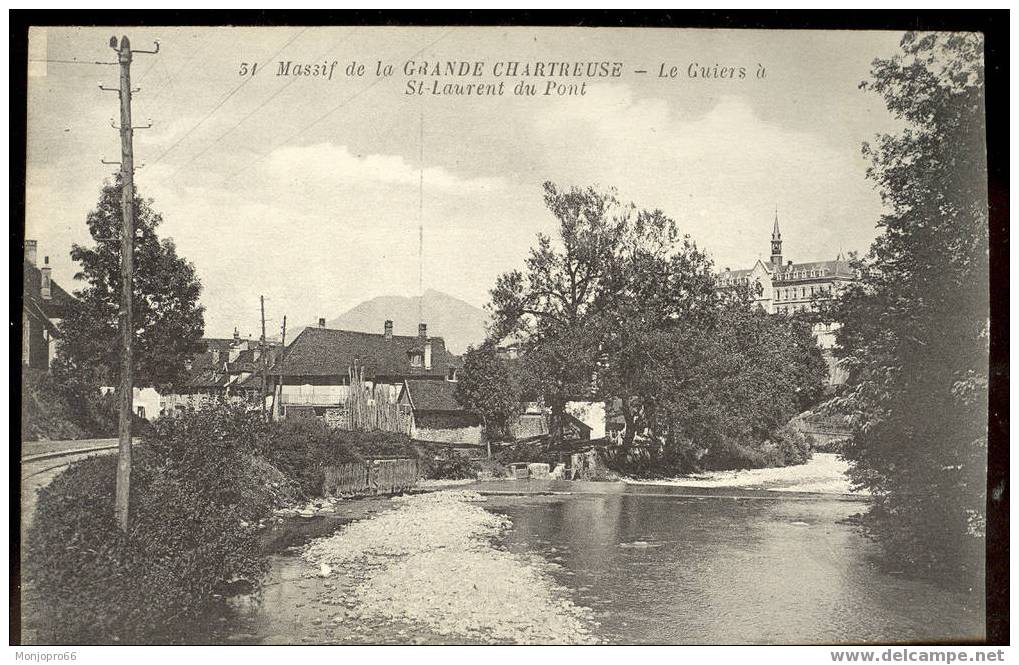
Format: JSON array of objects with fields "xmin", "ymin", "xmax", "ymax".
[{"xmin": 195, "ymin": 485, "xmax": 985, "ymax": 645}]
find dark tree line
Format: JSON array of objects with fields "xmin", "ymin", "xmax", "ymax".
[
  {"xmin": 822, "ymin": 32, "xmax": 988, "ymax": 583},
  {"xmin": 464, "ymin": 182, "xmax": 827, "ymax": 475}
]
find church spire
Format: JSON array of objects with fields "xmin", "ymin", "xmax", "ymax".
[{"xmin": 770, "ymin": 207, "xmax": 783, "ymax": 266}]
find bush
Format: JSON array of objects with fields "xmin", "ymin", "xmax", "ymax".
[
  {"xmin": 256, "ymin": 419, "xmax": 424, "ymax": 497},
  {"xmin": 26, "ymin": 404, "xmax": 293, "ymax": 644},
  {"xmin": 427, "ymin": 450, "xmax": 481, "ymax": 480},
  {"xmin": 21, "ymin": 368, "xmax": 150, "ymax": 441}
]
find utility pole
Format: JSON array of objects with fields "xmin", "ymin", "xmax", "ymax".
[
  {"xmin": 260, "ymin": 295, "xmax": 268, "ymax": 421},
  {"xmin": 104, "ymin": 35, "xmax": 158, "ymax": 532},
  {"xmin": 269, "ymin": 315, "xmax": 287, "ymax": 420}
]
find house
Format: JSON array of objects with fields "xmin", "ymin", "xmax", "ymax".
[
  {"xmin": 159, "ymin": 330, "xmax": 281, "ymax": 415},
  {"xmin": 22, "ymin": 240, "xmax": 75, "ymax": 370},
  {"xmin": 270, "ymin": 319, "xmax": 461, "ymax": 423},
  {"xmin": 398, "ymin": 379, "xmax": 481, "ymax": 444}
]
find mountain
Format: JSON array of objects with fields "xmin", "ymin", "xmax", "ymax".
[{"xmin": 324, "ymin": 289, "xmax": 489, "ymax": 355}]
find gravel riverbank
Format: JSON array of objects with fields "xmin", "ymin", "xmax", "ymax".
[{"xmin": 301, "ymin": 490, "xmax": 597, "ymax": 644}]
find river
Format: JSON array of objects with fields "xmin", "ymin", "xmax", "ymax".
[{"xmin": 189, "ymin": 482, "xmax": 985, "ymax": 645}]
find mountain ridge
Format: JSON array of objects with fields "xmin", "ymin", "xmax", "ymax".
[{"xmin": 321, "ymin": 289, "xmax": 489, "ymax": 354}]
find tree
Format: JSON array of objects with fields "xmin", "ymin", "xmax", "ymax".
[
  {"xmin": 455, "ymin": 343, "xmax": 520, "ymax": 445},
  {"xmin": 488, "ymin": 182, "xmax": 629, "ymax": 440},
  {"xmin": 825, "ymin": 32, "xmax": 988, "ymax": 582},
  {"xmin": 594, "ymin": 209, "xmax": 719, "ymax": 451},
  {"xmin": 54, "ymin": 176, "xmax": 206, "ymax": 392}
]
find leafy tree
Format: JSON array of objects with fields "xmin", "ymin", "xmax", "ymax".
[
  {"xmin": 594, "ymin": 209, "xmax": 718, "ymax": 451},
  {"xmin": 53, "ymin": 176, "xmax": 206, "ymax": 392},
  {"xmin": 455, "ymin": 343, "xmax": 520, "ymax": 441},
  {"xmin": 824, "ymin": 32, "xmax": 988, "ymax": 582},
  {"xmin": 488, "ymin": 182, "xmax": 629, "ymax": 439}
]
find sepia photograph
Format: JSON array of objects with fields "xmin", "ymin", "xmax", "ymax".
[{"xmin": 12, "ymin": 12, "xmax": 1005, "ymax": 650}]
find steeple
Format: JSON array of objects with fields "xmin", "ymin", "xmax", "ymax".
[{"xmin": 770, "ymin": 207, "xmax": 783, "ymax": 266}]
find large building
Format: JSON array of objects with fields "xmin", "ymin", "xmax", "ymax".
[
  {"xmin": 716, "ymin": 212, "xmax": 856, "ymax": 319},
  {"xmin": 716, "ymin": 213, "xmax": 857, "ymax": 383}
]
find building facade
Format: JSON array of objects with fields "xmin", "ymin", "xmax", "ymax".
[
  {"xmin": 22, "ymin": 240, "xmax": 75, "ymax": 370},
  {"xmin": 269, "ymin": 319, "xmax": 462, "ymax": 423},
  {"xmin": 716, "ymin": 214, "xmax": 856, "ymax": 383},
  {"xmin": 716, "ymin": 213, "xmax": 856, "ymax": 317}
]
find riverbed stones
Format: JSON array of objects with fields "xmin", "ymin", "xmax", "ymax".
[{"xmin": 302, "ymin": 490, "xmax": 596, "ymax": 644}]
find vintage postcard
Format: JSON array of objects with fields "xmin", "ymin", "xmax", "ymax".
[{"xmin": 16, "ymin": 19, "xmax": 998, "ymax": 649}]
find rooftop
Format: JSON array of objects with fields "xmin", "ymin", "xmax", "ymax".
[
  {"xmin": 271, "ymin": 325, "xmax": 458, "ymax": 378},
  {"xmin": 402, "ymin": 379, "xmax": 464, "ymax": 412}
]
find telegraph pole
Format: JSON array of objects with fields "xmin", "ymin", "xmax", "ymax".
[
  {"xmin": 260, "ymin": 295, "xmax": 268, "ymax": 421},
  {"xmin": 105, "ymin": 35, "xmax": 158, "ymax": 532},
  {"xmin": 269, "ymin": 315, "xmax": 287, "ymax": 420}
]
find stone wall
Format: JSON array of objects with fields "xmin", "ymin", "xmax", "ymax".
[{"xmin": 414, "ymin": 411, "xmax": 483, "ymax": 444}]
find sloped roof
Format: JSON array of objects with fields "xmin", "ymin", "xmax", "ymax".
[
  {"xmin": 23, "ymin": 261, "xmax": 75, "ymax": 319},
  {"xmin": 773, "ymin": 259, "xmax": 854, "ymax": 278},
  {"xmin": 402, "ymin": 379, "xmax": 464, "ymax": 412},
  {"xmin": 271, "ymin": 326, "xmax": 453, "ymax": 378},
  {"xmin": 719, "ymin": 257, "xmax": 855, "ymax": 281},
  {"xmin": 202, "ymin": 338, "xmax": 239, "ymax": 352}
]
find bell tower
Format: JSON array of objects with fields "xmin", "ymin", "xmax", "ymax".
[{"xmin": 770, "ymin": 207, "xmax": 783, "ymax": 266}]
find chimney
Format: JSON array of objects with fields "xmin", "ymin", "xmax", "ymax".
[
  {"xmin": 424, "ymin": 338, "xmax": 432, "ymax": 370},
  {"xmin": 25, "ymin": 240, "xmax": 37, "ymax": 266},
  {"xmin": 418, "ymin": 323, "xmax": 427, "ymax": 339},
  {"xmin": 318, "ymin": 317, "xmax": 326, "ymax": 328},
  {"xmin": 384, "ymin": 320, "xmax": 393, "ymax": 341},
  {"xmin": 233, "ymin": 327, "xmax": 240, "ymax": 341},
  {"xmin": 40, "ymin": 256, "xmax": 52, "ymax": 300}
]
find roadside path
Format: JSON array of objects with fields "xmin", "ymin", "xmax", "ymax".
[{"xmin": 20, "ymin": 439, "xmax": 130, "ymax": 535}]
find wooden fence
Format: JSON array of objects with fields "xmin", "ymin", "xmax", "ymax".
[
  {"xmin": 331, "ymin": 364, "xmax": 413, "ymax": 435},
  {"xmin": 322, "ymin": 458, "xmax": 419, "ymax": 497}
]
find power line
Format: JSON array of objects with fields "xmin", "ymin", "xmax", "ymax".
[
  {"xmin": 225, "ymin": 29, "xmax": 451, "ymax": 183},
  {"xmin": 167, "ymin": 28, "xmax": 357, "ymax": 180},
  {"xmin": 148, "ymin": 28, "xmax": 308, "ymax": 167},
  {"xmin": 29, "ymin": 58, "xmax": 116, "ymax": 65},
  {"xmin": 143, "ymin": 32, "xmax": 212, "ymax": 105}
]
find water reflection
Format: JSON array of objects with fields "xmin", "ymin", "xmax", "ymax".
[{"xmin": 488, "ymin": 492, "xmax": 985, "ymax": 644}]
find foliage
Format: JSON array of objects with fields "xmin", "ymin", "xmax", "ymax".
[
  {"xmin": 822, "ymin": 32, "xmax": 988, "ymax": 582},
  {"xmin": 26, "ymin": 404, "xmax": 292, "ymax": 644},
  {"xmin": 21, "ymin": 367, "xmax": 147, "ymax": 440},
  {"xmin": 255, "ymin": 418, "xmax": 425, "ymax": 497},
  {"xmin": 489, "ymin": 182, "xmax": 827, "ymax": 475},
  {"xmin": 455, "ymin": 342, "xmax": 520, "ymax": 440},
  {"xmin": 488, "ymin": 183, "xmax": 630, "ymax": 438},
  {"xmin": 426, "ymin": 450, "xmax": 482, "ymax": 480},
  {"xmin": 53, "ymin": 175, "xmax": 205, "ymax": 393}
]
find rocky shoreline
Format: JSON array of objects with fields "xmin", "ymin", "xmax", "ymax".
[{"xmin": 300, "ymin": 490, "xmax": 597, "ymax": 644}]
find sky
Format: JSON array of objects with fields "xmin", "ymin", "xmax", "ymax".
[{"xmin": 24, "ymin": 26, "xmax": 906, "ymax": 339}]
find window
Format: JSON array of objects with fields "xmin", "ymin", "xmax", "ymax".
[
  {"xmin": 136, "ymin": 406, "xmax": 146, "ymax": 419},
  {"xmin": 410, "ymin": 353, "xmax": 423, "ymax": 368}
]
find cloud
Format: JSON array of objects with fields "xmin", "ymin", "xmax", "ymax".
[
  {"xmin": 265, "ymin": 143, "xmax": 506, "ymax": 194},
  {"xmin": 531, "ymin": 84, "xmax": 884, "ymax": 270}
]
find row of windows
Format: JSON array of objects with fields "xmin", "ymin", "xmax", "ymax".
[
  {"xmin": 775, "ymin": 284, "xmax": 831, "ymax": 301},
  {"xmin": 776, "ymin": 268, "xmax": 828, "ymax": 281}
]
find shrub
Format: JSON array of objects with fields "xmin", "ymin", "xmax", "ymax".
[
  {"xmin": 256, "ymin": 419, "xmax": 423, "ymax": 497},
  {"xmin": 427, "ymin": 450, "xmax": 481, "ymax": 480},
  {"xmin": 21, "ymin": 368, "xmax": 150, "ymax": 441},
  {"xmin": 26, "ymin": 404, "xmax": 292, "ymax": 644}
]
